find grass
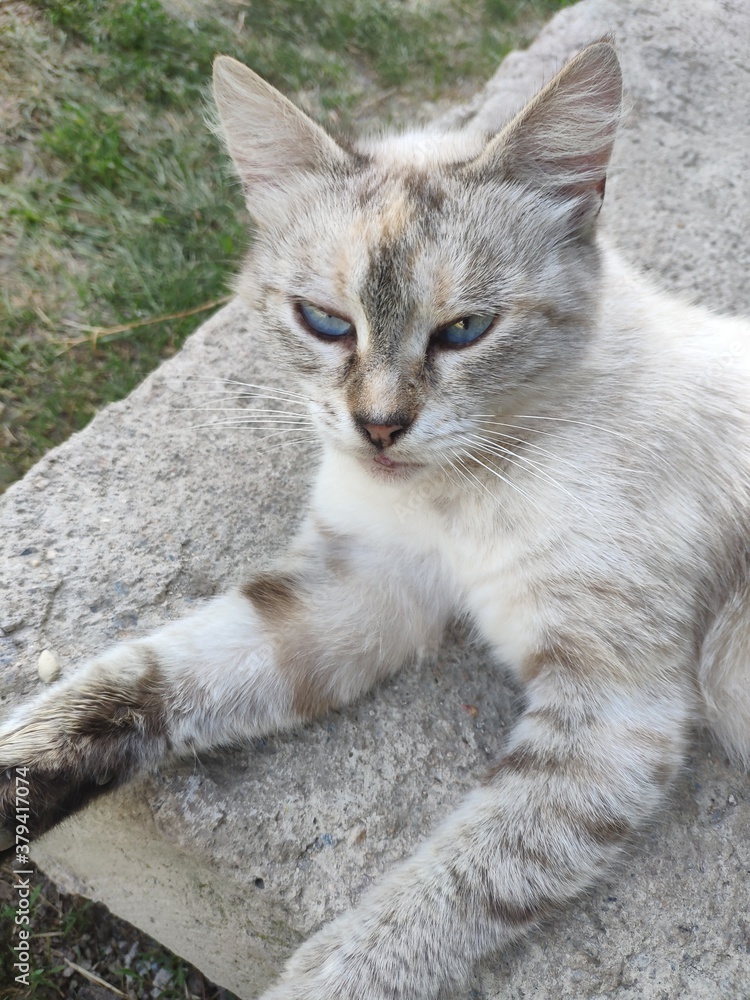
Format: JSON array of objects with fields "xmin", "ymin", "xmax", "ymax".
[{"xmin": 0, "ymin": 0, "xmax": 572, "ymax": 491}]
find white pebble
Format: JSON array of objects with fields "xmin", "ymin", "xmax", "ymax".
[
  {"xmin": 38, "ymin": 649, "xmax": 61, "ymax": 683},
  {"xmin": 152, "ymin": 968, "xmax": 173, "ymax": 990}
]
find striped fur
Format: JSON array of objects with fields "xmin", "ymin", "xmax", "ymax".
[{"xmin": 2, "ymin": 42, "xmax": 750, "ymax": 999}]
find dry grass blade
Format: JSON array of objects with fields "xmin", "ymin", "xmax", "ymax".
[
  {"xmin": 60, "ymin": 957, "xmax": 128, "ymax": 997},
  {"xmin": 57, "ymin": 296, "xmax": 234, "ymax": 350}
]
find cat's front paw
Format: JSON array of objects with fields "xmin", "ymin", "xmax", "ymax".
[
  {"xmin": 0, "ymin": 702, "xmax": 108, "ymax": 849},
  {"xmin": 259, "ymin": 914, "xmax": 386, "ymax": 1000},
  {"xmin": 0, "ymin": 649, "xmax": 170, "ymax": 846},
  {"xmin": 0, "ymin": 714, "xmax": 162, "ymax": 848},
  {"xmin": 0, "ymin": 761, "xmax": 115, "ymax": 854}
]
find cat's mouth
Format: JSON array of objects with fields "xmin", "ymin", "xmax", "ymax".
[{"xmin": 368, "ymin": 453, "xmax": 424, "ymax": 479}]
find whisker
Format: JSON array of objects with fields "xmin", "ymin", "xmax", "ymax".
[
  {"xmin": 197, "ymin": 426, "xmax": 318, "ymax": 451},
  {"xmin": 455, "ymin": 450, "xmax": 506, "ymax": 503},
  {"xmin": 189, "ymin": 387, "xmax": 308, "ymax": 397},
  {"xmin": 182, "ymin": 377, "xmax": 314, "ymax": 404},
  {"xmin": 466, "ymin": 436, "xmax": 648, "ymax": 590},
  {"xmin": 182, "ymin": 390, "xmax": 308, "ymax": 406},
  {"xmin": 446, "ymin": 465, "xmax": 477, "ymax": 502},
  {"xmin": 459, "ymin": 449, "xmax": 594, "ymax": 583},
  {"xmin": 253, "ymin": 436, "xmax": 317, "ymax": 450},
  {"xmin": 466, "ymin": 433, "xmax": 600, "ymax": 519},
  {"xmin": 246, "ymin": 425, "xmax": 317, "ymax": 440},
  {"xmin": 182, "ymin": 407, "xmax": 313, "ymax": 417},
  {"xmin": 472, "ymin": 417, "xmax": 650, "ymax": 481},
  {"xmin": 189, "ymin": 418, "xmax": 315, "ymax": 431},
  {"xmin": 188, "ymin": 413, "xmax": 315, "ymax": 423},
  {"xmin": 507, "ymin": 413, "xmax": 644, "ymax": 445},
  {"xmin": 472, "ymin": 419, "xmax": 594, "ymax": 467},
  {"xmin": 437, "ymin": 450, "xmax": 477, "ymax": 500},
  {"xmin": 458, "ymin": 447, "xmax": 570, "ymax": 534}
]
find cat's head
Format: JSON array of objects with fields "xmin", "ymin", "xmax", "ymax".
[{"xmin": 212, "ymin": 42, "xmax": 622, "ymax": 480}]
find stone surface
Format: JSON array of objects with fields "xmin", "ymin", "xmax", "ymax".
[{"xmin": 1, "ymin": 0, "xmax": 749, "ymax": 996}]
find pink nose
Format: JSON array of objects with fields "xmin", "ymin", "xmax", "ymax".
[{"xmin": 362, "ymin": 423, "xmax": 404, "ymax": 448}]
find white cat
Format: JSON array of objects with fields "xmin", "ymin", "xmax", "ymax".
[{"xmin": 2, "ymin": 42, "xmax": 749, "ymax": 1000}]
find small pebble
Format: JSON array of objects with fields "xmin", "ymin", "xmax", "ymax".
[
  {"xmin": 38, "ymin": 649, "xmax": 61, "ymax": 683},
  {"xmin": 152, "ymin": 967, "xmax": 173, "ymax": 990}
]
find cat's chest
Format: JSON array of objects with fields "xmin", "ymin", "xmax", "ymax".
[
  {"xmin": 314, "ymin": 453, "xmax": 546, "ymax": 671},
  {"xmin": 439, "ymin": 517, "xmax": 545, "ymax": 671}
]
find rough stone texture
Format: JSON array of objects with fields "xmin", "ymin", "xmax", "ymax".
[{"xmin": 1, "ymin": 0, "xmax": 749, "ymax": 996}]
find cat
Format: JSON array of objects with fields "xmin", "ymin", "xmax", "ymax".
[{"xmin": 2, "ymin": 39, "xmax": 750, "ymax": 1000}]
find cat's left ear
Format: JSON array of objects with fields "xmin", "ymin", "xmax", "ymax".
[
  {"xmin": 474, "ymin": 41, "xmax": 622, "ymax": 231},
  {"xmin": 212, "ymin": 56, "xmax": 349, "ymax": 224}
]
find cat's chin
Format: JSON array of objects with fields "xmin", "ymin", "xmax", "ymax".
[{"xmin": 365, "ymin": 453, "xmax": 425, "ymax": 481}]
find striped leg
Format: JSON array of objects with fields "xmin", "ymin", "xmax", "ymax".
[
  {"xmin": 259, "ymin": 660, "xmax": 692, "ymax": 1000},
  {"xmin": 0, "ymin": 526, "xmax": 453, "ymax": 846}
]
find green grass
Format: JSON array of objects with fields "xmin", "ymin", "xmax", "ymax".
[{"xmin": 0, "ymin": 0, "xmax": 573, "ymax": 492}]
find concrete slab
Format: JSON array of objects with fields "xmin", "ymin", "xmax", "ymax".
[{"xmin": 1, "ymin": 0, "xmax": 748, "ymax": 996}]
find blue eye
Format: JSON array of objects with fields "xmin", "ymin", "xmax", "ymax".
[
  {"xmin": 434, "ymin": 314, "xmax": 494, "ymax": 348},
  {"xmin": 297, "ymin": 302, "xmax": 354, "ymax": 339}
]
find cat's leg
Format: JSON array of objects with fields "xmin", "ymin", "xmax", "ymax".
[
  {"xmin": 259, "ymin": 648, "xmax": 693, "ymax": 1000},
  {"xmin": 698, "ymin": 573, "xmax": 750, "ymax": 766},
  {"xmin": 0, "ymin": 521, "xmax": 453, "ymax": 844}
]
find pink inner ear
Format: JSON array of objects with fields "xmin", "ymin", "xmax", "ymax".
[{"xmin": 549, "ymin": 149, "xmax": 611, "ymax": 202}]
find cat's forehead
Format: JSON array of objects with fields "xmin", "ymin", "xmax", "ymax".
[
  {"xmin": 339, "ymin": 169, "xmax": 458, "ymax": 331},
  {"xmin": 352, "ymin": 168, "xmax": 447, "ymax": 243},
  {"xmin": 312, "ymin": 161, "xmax": 523, "ymax": 320}
]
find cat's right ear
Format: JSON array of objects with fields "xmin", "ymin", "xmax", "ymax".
[{"xmin": 212, "ymin": 56, "xmax": 348, "ymax": 224}]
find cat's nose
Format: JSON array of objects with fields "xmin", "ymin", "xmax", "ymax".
[{"xmin": 360, "ymin": 422, "xmax": 406, "ymax": 448}]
